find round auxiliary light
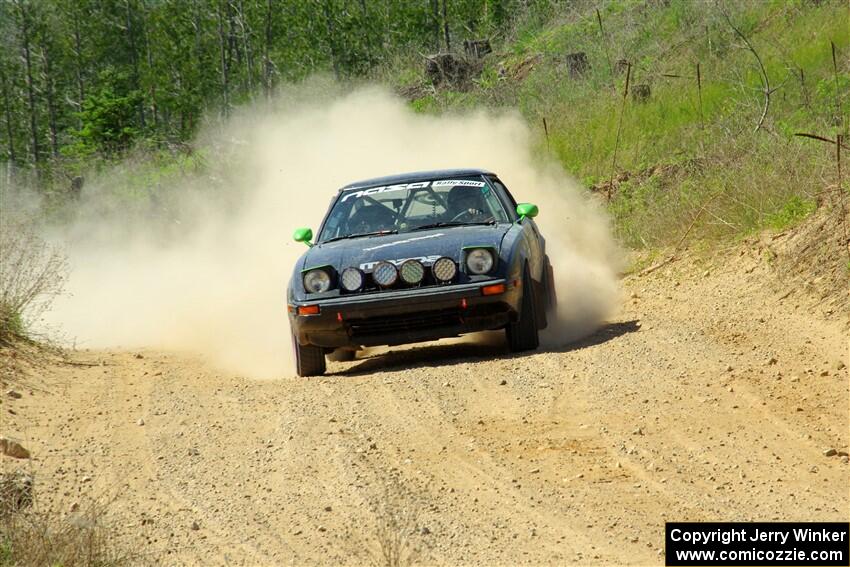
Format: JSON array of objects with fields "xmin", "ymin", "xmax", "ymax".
[
  {"xmin": 399, "ymin": 260, "xmax": 425, "ymax": 285},
  {"xmin": 432, "ymin": 257, "xmax": 457, "ymax": 282},
  {"xmin": 466, "ymin": 248, "xmax": 494, "ymax": 275},
  {"xmin": 372, "ymin": 261, "xmax": 398, "ymax": 287},
  {"xmin": 340, "ymin": 267, "xmax": 364, "ymax": 292},
  {"xmin": 303, "ymin": 269, "xmax": 331, "ymax": 293}
]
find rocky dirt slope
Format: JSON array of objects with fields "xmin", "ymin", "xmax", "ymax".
[{"xmin": 2, "ymin": 241, "xmax": 848, "ymax": 566}]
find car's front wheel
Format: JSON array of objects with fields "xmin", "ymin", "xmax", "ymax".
[
  {"xmin": 506, "ymin": 267, "xmax": 540, "ymax": 352},
  {"xmin": 293, "ymin": 334, "xmax": 326, "ymax": 377}
]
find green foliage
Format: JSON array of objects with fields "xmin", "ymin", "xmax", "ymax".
[
  {"xmin": 0, "ymin": 308, "xmax": 25, "ymax": 344},
  {"xmin": 766, "ymin": 196, "xmax": 817, "ymax": 230},
  {"xmin": 410, "ymin": 95, "xmax": 439, "ymax": 114},
  {"xmin": 0, "ymin": 0, "xmax": 847, "ymax": 253},
  {"xmin": 451, "ymin": 0, "xmax": 848, "ymax": 248},
  {"xmin": 0, "ymin": 0, "xmax": 530, "ymax": 167},
  {"xmin": 65, "ymin": 70, "xmax": 142, "ymax": 157}
]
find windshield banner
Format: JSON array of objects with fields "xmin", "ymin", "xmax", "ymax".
[{"xmin": 340, "ymin": 180, "xmax": 486, "ymax": 203}]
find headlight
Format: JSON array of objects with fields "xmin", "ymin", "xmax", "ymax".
[
  {"xmin": 466, "ymin": 249, "xmax": 494, "ymax": 274},
  {"xmin": 303, "ymin": 269, "xmax": 331, "ymax": 293},
  {"xmin": 399, "ymin": 260, "xmax": 425, "ymax": 284},
  {"xmin": 432, "ymin": 257, "xmax": 457, "ymax": 282},
  {"xmin": 340, "ymin": 267, "xmax": 364, "ymax": 292},
  {"xmin": 372, "ymin": 261, "xmax": 398, "ymax": 287}
]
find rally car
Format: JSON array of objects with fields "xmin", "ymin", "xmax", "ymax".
[{"xmin": 287, "ymin": 169, "xmax": 556, "ymax": 376}]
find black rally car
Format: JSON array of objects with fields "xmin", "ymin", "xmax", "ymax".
[{"xmin": 287, "ymin": 169, "xmax": 556, "ymax": 376}]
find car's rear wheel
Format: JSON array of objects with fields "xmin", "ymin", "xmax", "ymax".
[
  {"xmin": 506, "ymin": 267, "xmax": 540, "ymax": 352},
  {"xmin": 293, "ymin": 334, "xmax": 326, "ymax": 376}
]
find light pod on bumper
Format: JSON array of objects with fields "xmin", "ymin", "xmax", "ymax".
[
  {"xmin": 432, "ymin": 257, "xmax": 457, "ymax": 282},
  {"xmin": 465, "ymin": 248, "xmax": 494, "ymax": 275},
  {"xmin": 340, "ymin": 267, "xmax": 364, "ymax": 292},
  {"xmin": 372, "ymin": 261, "xmax": 398, "ymax": 287},
  {"xmin": 303, "ymin": 268, "xmax": 332, "ymax": 293},
  {"xmin": 399, "ymin": 259, "xmax": 425, "ymax": 285}
]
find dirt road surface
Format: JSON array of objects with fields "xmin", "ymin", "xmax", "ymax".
[{"xmin": 3, "ymin": 251, "xmax": 848, "ymax": 565}]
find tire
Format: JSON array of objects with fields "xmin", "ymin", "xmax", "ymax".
[
  {"xmin": 506, "ymin": 267, "xmax": 540, "ymax": 352},
  {"xmin": 327, "ymin": 348, "xmax": 356, "ymax": 362},
  {"xmin": 544, "ymin": 256, "xmax": 557, "ymax": 316},
  {"xmin": 293, "ymin": 334, "xmax": 326, "ymax": 377}
]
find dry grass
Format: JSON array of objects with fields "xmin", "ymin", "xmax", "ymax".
[
  {"xmin": 345, "ymin": 474, "xmax": 431, "ymax": 567},
  {"xmin": 0, "ymin": 472, "xmax": 148, "ymax": 567},
  {"xmin": 0, "ymin": 217, "xmax": 67, "ymax": 346},
  {"xmin": 607, "ymin": 129, "xmax": 833, "ymax": 248},
  {"xmin": 369, "ymin": 487, "xmax": 421, "ymax": 567},
  {"xmin": 771, "ymin": 203, "xmax": 850, "ymax": 319}
]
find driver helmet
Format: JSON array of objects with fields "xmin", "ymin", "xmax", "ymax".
[
  {"xmin": 348, "ymin": 204, "xmax": 394, "ymax": 233},
  {"xmin": 446, "ymin": 186, "xmax": 485, "ymax": 214}
]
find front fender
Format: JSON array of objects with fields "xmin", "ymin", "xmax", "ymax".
[
  {"xmin": 287, "ymin": 252, "xmax": 309, "ymax": 303},
  {"xmin": 498, "ymin": 221, "xmax": 543, "ymax": 283}
]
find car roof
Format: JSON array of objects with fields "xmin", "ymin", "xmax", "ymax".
[{"xmin": 340, "ymin": 168, "xmax": 496, "ymax": 191}]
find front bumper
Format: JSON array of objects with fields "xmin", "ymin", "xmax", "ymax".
[{"xmin": 289, "ymin": 279, "xmax": 519, "ymax": 348}]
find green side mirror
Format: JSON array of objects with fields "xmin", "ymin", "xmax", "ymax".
[
  {"xmin": 293, "ymin": 227, "xmax": 314, "ymax": 247},
  {"xmin": 516, "ymin": 203, "xmax": 539, "ymax": 220}
]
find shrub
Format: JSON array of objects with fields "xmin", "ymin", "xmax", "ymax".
[
  {"xmin": 0, "ymin": 218, "xmax": 67, "ymax": 345},
  {"xmin": 766, "ymin": 195, "xmax": 817, "ymax": 230},
  {"xmin": 0, "ymin": 474, "xmax": 143, "ymax": 567}
]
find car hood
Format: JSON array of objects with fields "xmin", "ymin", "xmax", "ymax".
[{"xmin": 301, "ymin": 224, "xmax": 510, "ymax": 272}]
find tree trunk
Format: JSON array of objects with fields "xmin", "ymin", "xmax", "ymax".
[
  {"xmin": 41, "ymin": 45, "xmax": 59, "ymax": 158},
  {"xmin": 125, "ymin": 0, "xmax": 145, "ymax": 129},
  {"xmin": 192, "ymin": 0, "xmax": 203, "ymax": 96},
  {"xmin": 262, "ymin": 0, "xmax": 274, "ymax": 99},
  {"xmin": 441, "ymin": 0, "xmax": 450, "ymax": 52},
  {"xmin": 227, "ymin": 1, "xmax": 238, "ymax": 79},
  {"xmin": 72, "ymin": 6, "xmax": 85, "ymax": 124},
  {"xmin": 237, "ymin": 0, "xmax": 253, "ymax": 94},
  {"xmin": 142, "ymin": 10, "xmax": 158, "ymax": 130},
  {"xmin": 18, "ymin": 1, "xmax": 39, "ymax": 163},
  {"xmin": 430, "ymin": 0, "xmax": 440, "ymax": 51},
  {"xmin": 0, "ymin": 64, "xmax": 16, "ymax": 163},
  {"xmin": 217, "ymin": 0, "xmax": 230, "ymax": 113},
  {"xmin": 193, "ymin": 0, "xmax": 202, "ymax": 61}
]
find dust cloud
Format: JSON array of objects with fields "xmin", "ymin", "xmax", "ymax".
[{"xmin": 46, "ymin": 85, "xmax": 622, "ymax": 377}]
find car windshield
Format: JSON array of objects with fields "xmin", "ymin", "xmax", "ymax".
[{"xmin": 318, "ymin": 176, "xmax": 510, "ymax": 242}]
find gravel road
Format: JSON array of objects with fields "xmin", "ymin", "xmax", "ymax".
[{"xmin": 3, "ymin": 252, "xmax": 847, "ymax": 566}]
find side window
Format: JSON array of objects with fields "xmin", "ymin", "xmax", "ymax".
[
  {"xmin": 319, "ymin": 197, "xmax": 351, "ymax": 240},
  {"xmin": 488, "ymin": 177, "xmax": 517, "ymax": 220}
]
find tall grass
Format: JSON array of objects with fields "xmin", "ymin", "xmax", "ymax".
[
  {"xmin": 403, "ymin": 0, "xmax": 849, "ymax": 249},
  {"xmin": 608, "ymin": 128, "xmax": 830, "ymax": 247}
]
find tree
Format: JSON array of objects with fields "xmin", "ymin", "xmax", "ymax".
[
  {"xmin": 0, "ymin": 60, "xmax": 17, "ymax": 163},
  {"xmin": 69, "ymin": 70, "xmax": 141, "ymax": 157},
  {"xmin": 14, "ymin": 0, "xmax": 40, "ymax": 163},
  {"xmin": 442, "ymin": 0, "xmax": 450, "ymax": 52},
  {"xmin": 0, "ymin": 0, "xmax": 527, "ymax": 166},
  {"xmin": 262, "ymin": 0, "xmax": 276, "ymax": 99}
]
